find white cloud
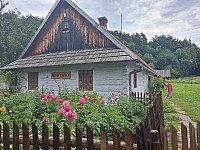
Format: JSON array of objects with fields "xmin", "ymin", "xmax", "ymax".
[{"xmin": 3, "ymin": 0, "xmax": 200, "ymax": 46}]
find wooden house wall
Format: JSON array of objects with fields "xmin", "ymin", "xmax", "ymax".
[
  {"xmin": 18, "ymin": 62, "xmax": 128, "ymax": 98},
  {"xmin": 126, "ymin": 61, "xmax": 154, "ymax": 93},
  {"xmin": 23, "ymin": 1, "xmax": 117, "ymax": 58}
]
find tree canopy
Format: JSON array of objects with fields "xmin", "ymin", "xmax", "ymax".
[{"xmin": 111, "ymin": 31, "xmax": 200, "ymax": 77}]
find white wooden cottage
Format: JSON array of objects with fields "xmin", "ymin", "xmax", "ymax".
[{"xmin": 1, "ymin": 0, "xmax": 156, "ymax": 97}]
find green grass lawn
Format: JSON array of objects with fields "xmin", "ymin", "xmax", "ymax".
[{"xmin": 163, "ymin": 77, "xmax": 200, "ymax": 122}]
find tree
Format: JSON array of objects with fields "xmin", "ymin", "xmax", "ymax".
[
  {"xmin": 0, "ymin": 10, "xmax": 43, "ymax": 67},
  {"xmin": 0, "ymin": 0, "xmax": 9, "ymax": 11}
]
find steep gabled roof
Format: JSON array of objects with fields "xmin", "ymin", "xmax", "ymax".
[{"xmin": 2, "ymin": 0, "xmax": 156, "ymax": 74}]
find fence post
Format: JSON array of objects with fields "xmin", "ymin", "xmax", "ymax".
[
  {"xmin": 149, "ymin": 130, "xmax": 160, "ymax": 150},
  {"xmin": 3, "ymin": 121, "xmax": 10, "ymax": 150},
  {"xmin": 197, "ymin": 121, "xmax": 200, "ymax": 150},
  {"xmin": 13, "ymin": 122, "xmax": 19, "ymax": 150},
  {"xmin": 100, "ymin": 125, "xmax": 108, "ymax": 150}
]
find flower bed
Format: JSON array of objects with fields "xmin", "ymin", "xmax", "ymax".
[{"xmin": 0, "ymin": 87, "xmax": 147, "ymax": 139}]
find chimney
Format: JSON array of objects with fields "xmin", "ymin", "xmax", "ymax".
[{"xmin": 98, "ymin": 17, "xmax": 108, "ymax": 29}]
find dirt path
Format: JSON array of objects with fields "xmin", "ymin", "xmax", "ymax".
[
  {"xmin": 172, "ymin": 104, "xmax": 197, "ymax": 149},
  {"xmin": 174, "ymin": 105, "xmax": 197, "ymax": 128}
]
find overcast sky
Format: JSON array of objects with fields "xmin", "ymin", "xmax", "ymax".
[{"xmin": 4, "ymin": 0, "xmax": 200, "ymax": 46}]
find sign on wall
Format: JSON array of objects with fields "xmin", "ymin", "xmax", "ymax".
[{"xmin": 51, "ymin": 72, "xmax": 71, "ymax": 79}]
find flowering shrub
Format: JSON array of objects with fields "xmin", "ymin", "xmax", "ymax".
[{"xmin": 0, "ymin": 87, "xmax": 147, "ymax": 139}]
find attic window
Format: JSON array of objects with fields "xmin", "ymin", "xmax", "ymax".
[{"xmin": 62, "ymin": 11, "xmax": 70, "ymax": 33}]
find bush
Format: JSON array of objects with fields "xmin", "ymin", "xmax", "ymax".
[{"xmin": 0, "ymin": 87, "xmax": 148, "ymax": 139}]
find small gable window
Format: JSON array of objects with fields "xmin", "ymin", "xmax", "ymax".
[
  {"xmin": 79, "ymin": 70, "xmax": 93, "ymax": 91},
  {"xmin": 133, "ymin": 73, "xmax": 137, "ymax": 88},
  {"xmin": 28, "ymin": 72, "xmax": 38, "ymax": 90}
]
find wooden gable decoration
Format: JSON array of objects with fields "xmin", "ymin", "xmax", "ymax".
[{"xmin": 21, "ymin": 0, "xmax": 117, "ymax": 58}]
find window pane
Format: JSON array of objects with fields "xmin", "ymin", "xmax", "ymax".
[
  {"xmin": 79, "ymin": 70, "xmax": 93, "ymax": 91},
  {"xmin": 28, "ymin": 72, "xmax": 38, "ymax": 90}
]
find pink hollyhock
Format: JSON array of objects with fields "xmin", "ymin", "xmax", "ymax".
[
  {"xmin": 58, "ymin": 108, "xmax": 66, "ymax": 116},
  {"xmin": 42, "ymin": 117, "xmax": 50, "ymax": 124},
  {"xmin": 0, "ymin": 93, "xmax": 2, "ymax": 96},
  {"xmin": 79, "ymin": 97, "xmax": 85, "ymax": 105},
  {"xmin": 52, "ymin": 94, "xmax": 58, "ymax": 100},
  {"xmin": 112, "ymin": 92, "xmax": 115, "ymax": 96},
  {"xmin": 65, "ymin": 110, "xmax": 77, "ymax": 122},
  {"xmin": 100, "ymin": 98, "xmax": 105, "ymax": 104},
  {"xmin": 89, "ymin": 96, "xmax": 93, "ymax": 101},
  {"xmin": 3, "ymin": 89, "xmax": 6, "ymax": 93},
  {"xmin": 63, "ymin": 100, "xmax": 71, "ymax": 106},
  {"xmin": 82, "ymin": 93, "xmax": 86, "ymax": 98},
  {"xmin": 114, "ymin": 96, "xmax": 119, "ymax": 101}
]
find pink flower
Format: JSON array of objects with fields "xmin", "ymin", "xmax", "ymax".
[
  {"xmin": 41, "ymin": 98, "xmax": 48, "ymax": 104},
  {"xmin": 79, "ymin": 97, "xmax": 85, "ymax": 105},
  {"xmin": 64, "ymin": 105, "xmax": 71, "ymax": 112},
  {"xmin": 3, "ymin": 89, "xmax": 6, "ymax": 93},
  {"xmin": 42, "ymin": 117, "xmax": 50, "ymax": 124},
  {"xmin": 89, "ymin": 96, "xmax": 93, "ymax": 101},
  {"xmin": 145, "ymin": 95, "xmax": 150, "ymax": 100},
  {"xmin": 58, "ymin": 108, "xmax": 66, "ymax": 116},
  {"xmin": 82, "ymin": 93, "xmax": 86, "ymax": 98},
  {"xmin": 100, "ymin": 98, "xmax": 105, "ymax": 104},
  {"xmin": 58, "ymin": 99, "xmax": 64, "ymax": 104},
  {"xmin": 63, "ymin": 100, "xmax": 71, "ymax": 106},
  {"xmin": 52, "ymin": 94, "xmax": 58, "ymax": 100},
  {"xmin": 129, "ymin": 91, "xmax": 134, "ymax": 95},
  {"xmin": 0, "ymin": 93, "xmax": 2, "ymax": 96},
  {"xmin": 46, "ymin": 93, "xmax": 52, "ymax": 99},
  {"xmin": 112, "ymin": 92, "xmax": 115, "ymax": 96},
  {"xmin": 41, "ymin": 94, "xmax": 46, "ymax": 98},
  {"xmin": 65, "ymin": 110, "xmax": 77, "ymax": 122},
  {"xmin": 114, "ymin": 96, "xmax": 119, "ymax": 101}
]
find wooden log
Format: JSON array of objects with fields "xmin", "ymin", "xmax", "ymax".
[
  {"xmin": 32, "ymin": 122, "xmax": 39, "ymax": 150},
  {"xmin": 170, "ymin": 124, "xmax": 178, "ymax": 150},
  {"xmin": 149, "ymin": 130, "xmax": 159, "ymax": 150},
  {"xmin": 113, "ymin": 126, "xmax": 121, "ymax": 150},
  {"xmin": 13, "ymin": 122, "xmax": 19, "ymax": 150},
  {"xmin": 53, "ymin": 123, "xmax": 60, "ymax": 150},
  {"xmin": 181, "ymin": 122, "xmax": 188, "ymax": 150},
  {"xmin": 189, "ymin": 122, "xmax": 197, "ymax": 150}
]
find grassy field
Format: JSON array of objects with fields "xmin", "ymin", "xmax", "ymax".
[{"xmin": 163, "ymin": 76, "xmax": 200, "ymax": 122}]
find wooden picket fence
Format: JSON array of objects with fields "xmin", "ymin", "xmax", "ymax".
[{"xmin": 1, "ymin": 92, "xmax": 199, "ymax": 149}]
